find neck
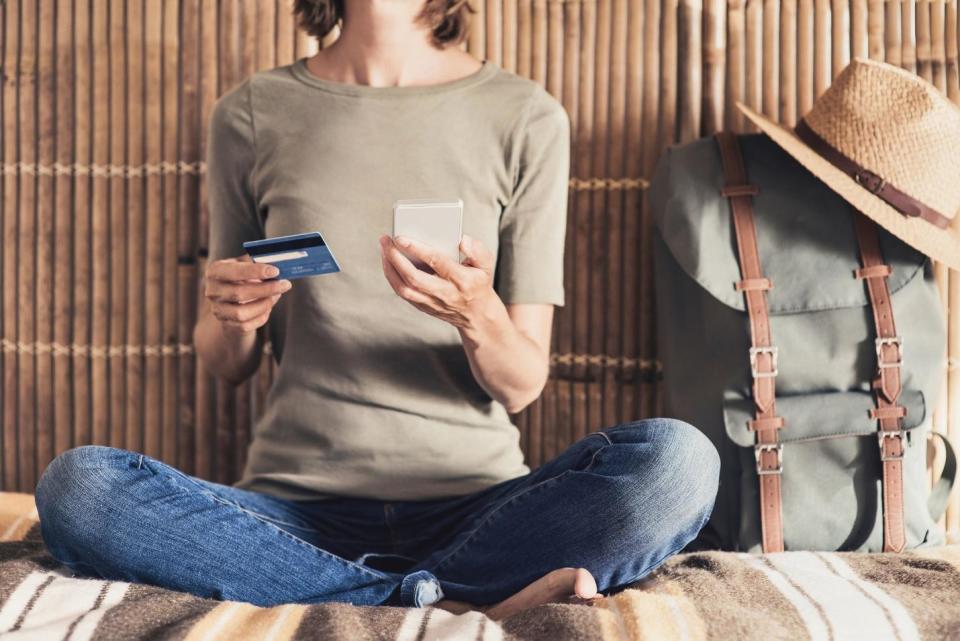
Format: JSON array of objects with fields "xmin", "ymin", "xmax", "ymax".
[{"xmin": 325, "ymin": 0, "xmax": 439, "ymax": 86}]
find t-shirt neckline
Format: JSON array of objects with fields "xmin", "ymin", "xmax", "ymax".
[{"xmin": 290, "ymin": 57, "xmax": 498, "ymax": 97}]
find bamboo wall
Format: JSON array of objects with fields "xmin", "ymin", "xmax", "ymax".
[{"xmin": 0, "ymin": 0, "xmax": 958, "ymax": 540}]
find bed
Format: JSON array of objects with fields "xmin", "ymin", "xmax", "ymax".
[{"xmin": 1, "ymin": 492, "xmax": 958, "ymax": 641}]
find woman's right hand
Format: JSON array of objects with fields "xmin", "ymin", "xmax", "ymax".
[{"xmin": 203, "ymin": 256, "xmax": 292, "ymax": 337}]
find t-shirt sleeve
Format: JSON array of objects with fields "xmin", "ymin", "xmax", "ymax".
[
  {"xmin": 494, "ymin": 89, "xmax": 571, "ymax": 306},
  {"xmin": 206, "ymin": 81, "xmax": 264, "ymax": 262}
]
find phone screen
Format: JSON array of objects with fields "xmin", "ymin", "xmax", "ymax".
[{"xmin": 392, "ymin": 199, "xmax": 463, "ymax": 268}]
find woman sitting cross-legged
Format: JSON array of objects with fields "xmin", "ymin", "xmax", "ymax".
[{"xmin": 34, "ymin": 0, "xmax": 719, "ymax": 619}]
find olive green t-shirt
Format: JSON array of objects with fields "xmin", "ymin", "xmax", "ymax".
[{"xmin": 206, "ymin": 58, "xmax": 570, "ymax": 501}]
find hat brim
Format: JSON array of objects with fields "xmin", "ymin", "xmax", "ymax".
[{"xmin": 737, "ymin": 103, "xmax": 960, "ymax": 271}]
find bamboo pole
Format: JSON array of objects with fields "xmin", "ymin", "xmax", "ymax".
[
  {"xmin": 178, "ymin": 0, "xmax": 200, "ymax": 474},
  {"xmin": 726, "ymin": 0, "xmax": 746, "ymax": 131},
  {"xmin": 142, "ymin": 0, "xmax": 163, "ymax": 458},
  {"xmin": 831, "ymin": 0, "xmax": 850, "ymax": 77},
  {"xmin": 885, "ymin": 0, "xmax": 902, "ymax": 67},
  {"xmin": 745, "ymin": 0, "xmax": 763, "ymax": 130},
  {"xmin": 603, "ymin": 0, "xmax": 628, "ymax": 429},
  {"xmin": 703, "ymin": 0, "xmax": 726, "ymax": 134},
  {"xmin": 918, "ymin": 0, "xmax": 934, "ymax": 81},
  {"xmin": 469, "ymin": 0, "xmax": 486, "ymax": 58},
  {"xmin": 589, "ymin": 0, "xmax": 611, "ymax": 435},
  {"xmin": 762, "ymin": 0, "xmax": 779, "ymax": 120},
  {"xmin": 36, "ymin": 0, "xmax": 56, "ymax": 476},
  {"xmin": 621, "ymin": 0, "xmax": 644, "ymax": 421},
  {"xmin": 781, "ymin": 0, "xmax": 798, "ymax": 125},
  {"xmin": 534, "ymin": 0, "xmax": 564, "ymax": 457},
  {"xmin": 798, "ymin": 0, "xmax": 815, "ymax": 114},
  {"xmin": 258, "ymin": 0, "xmax": 277, "ymax": 71},
  {"xmin": 660, "ymin": 0, "xmax": 679, "ymax": 146},
  {"xmin": 902, "ymin": 0, "xmax": 917, "ymax": 72},
  {"xmin": 639, "ymin": 0, "xmax": 661, "ymax": 415},
  {"xmin": 0, "ymin": 0, "xmax": 17, "ymax": 488},
  {"xmin": 572, "ymin": 0, "xmax": 595, "ymax": 442},
  {"xmin": 517, "ymin": 0, "xmax": 532, "ymax": 77},
  {"xmin": 641, "ymin": 0, "xmax": 662, "ymax": 168},
  {"xmin": 814, "ymin": 0, "xmax": 831, "ymax": 96},
  {"xmin": 108, "ymin": 0, "xmax": 127, "ymax": 450},
  {"xmin": 852, "ymin": 0, "xmax": 868, "ymax": 58},
  {"xmin": 947, "ymin": 0, "xmax": 959, "ymax": 102},
  {"xmin": 125, "ymin": 0, "xmax": 144, "ymax": 456},
  {"xmin": 679, "ymin": 0, "xmax": 703, "ymax": 141},
  {"xmin": 932, "ymin": 0, "xmax": 947, "ymax": 89},
  {"xmin": 17, "ymin": 0, "xmax": 38, "ymax": 490},
  {"xmin": 276, "ymin": 0, "xmax": 294, "ymax": 66},
  {"xmin": 532, "ymin": 0, "xmax": 548, "ymax": 86},
  {"xmin": 17, "ymin": 0, "xmax": 37, "ymax": 486},
  {"xmin": 486, "ymin": 0, "xmax": 503, "ymax": 65},
  {"xmin": 547, "ymin": 0, "xmax": 563, "ymax": 97},
  {"xmin": 867, "ymin": 0, "xmax": 884, "ymax": 59},
  {"xmin": 160, "ymin": 0, "xmax": 180, "ymax": 464},
  {"xmin": 554, "ymin": 0, "xmax": 580, "ymax": 453},
  {"xmin": 503, "ymin": 0, "xmax": 518, "ymax": 73},
  {"xmin": 195, "ymin": 0, "xmax": 217, "ymax": 480},
  {"xmin": 90, "ymin": 0, "xmax": 110, "ymax": 450}
]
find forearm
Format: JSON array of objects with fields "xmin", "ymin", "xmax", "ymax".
[
  {"xmin": 459, "ymin": 296, "xmax": 549, "ymax": 413},
  {"xmin": 193, "ymin": 305, "xmax": 263, "ymax": 385}
]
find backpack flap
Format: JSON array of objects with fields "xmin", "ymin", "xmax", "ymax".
[
  {"xmin": 650, "ymin": 134, "xmax": 926, "ymax": 315},
  {"xmin": 722, "ymin": 389, "xmax": 926, "ymax": 447}
]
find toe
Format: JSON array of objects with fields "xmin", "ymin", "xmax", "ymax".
[{"xmin": 574, "ymin": 569, "xmax": 598, "ymax": 599}]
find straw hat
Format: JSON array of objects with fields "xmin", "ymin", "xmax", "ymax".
[{"xmin": 737, "ymin": 58, "xmax": 960, "ymax": 271}]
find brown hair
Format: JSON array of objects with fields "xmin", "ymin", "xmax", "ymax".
[{"xmin": 293, "ymin": 0, "xmax": 475, "ymax": 48}]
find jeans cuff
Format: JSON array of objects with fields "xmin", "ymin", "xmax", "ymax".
[{"xmin": 400, "ymin": 569, "xmax": 444, "ymax": 607}]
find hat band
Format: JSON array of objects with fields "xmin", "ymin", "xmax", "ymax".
[{"xmin": 795, "ymin": 119, "xmax": 952, "ymax": 230}]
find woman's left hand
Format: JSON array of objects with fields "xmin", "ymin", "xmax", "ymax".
[{"xmin": 378, "ymin": 234, "xmax": 500, "ymax": 329}]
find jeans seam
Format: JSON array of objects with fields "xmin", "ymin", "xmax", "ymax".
[
  {"xmin": 147, "ymin": 460, "xmax": 391, "ymax": 581},
  {"xmin": 139, "ymin": 457, "xmax": 327, "ymax": 534},
  {"xmin": 426, "ymin": 436, "xmax": 612, "ymax": 575}
]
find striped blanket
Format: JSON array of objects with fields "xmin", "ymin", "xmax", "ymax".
[{"xmin": 1, "ymin": 493, "xmax": 959, "ymax": 641}]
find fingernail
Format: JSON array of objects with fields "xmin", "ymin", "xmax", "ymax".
[
  {"xmin": 280, "ymin": 280, "xmax": 292, "ymax": 291},
  {"xmin": 266, "ymin": 266, "xmax": 280, "ymax": 278},
  {"xmin": 395, "ymin": 236, "xmax": 411, "ymax": 248},
  {"xmin": 461, "ymin": 235, "xmax": 472, "ymax": 252}
]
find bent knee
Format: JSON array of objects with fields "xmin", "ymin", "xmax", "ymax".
[
  {"xmin": 35, "ymin": 446, "xmax": 141, "ymax": 545},
  {"xmin": 601, "ymin": 418, "xmax": 720, "ymax": 522}
]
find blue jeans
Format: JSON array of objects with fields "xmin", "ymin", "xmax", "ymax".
[{"xmin": 34, "ymin": 419, "xmax": 719, "ymax": 608}]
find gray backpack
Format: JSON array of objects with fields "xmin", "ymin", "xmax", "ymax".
[{"xmin": 650, "ymin": 132, "xmax": 956, "ymax": 553}]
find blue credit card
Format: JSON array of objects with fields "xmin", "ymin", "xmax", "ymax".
[{"xmin": 243, "ymin": 232, "xmax": 341, "ymax": 280}]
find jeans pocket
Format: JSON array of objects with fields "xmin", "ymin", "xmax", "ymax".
[{"xmin": 574, "ymin": 433, "xmax": 610, "ymax": 473}]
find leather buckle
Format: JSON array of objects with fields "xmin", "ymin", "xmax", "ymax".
[
  {"xmin": 749, "ymin": 346, "xmax": 779, "ymax": 378},
  {"xmin": 855, "ymin": 169, "xmax": 887, "ymax": 195},
  {"xmin": 878, "ymin": 430, "xmax": 904, "ymax": 462},
  {"xmin": 755, "ymin": 443, "xmax": 783, "ymax": 475},
  {"xmin": 875, "ymin": 336, "xmax": 903, "ymax": 369}
]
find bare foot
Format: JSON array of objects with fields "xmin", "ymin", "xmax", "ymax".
[{"xmin": 434, "ymin": 568, "xmax": 600, "ymax": 620}]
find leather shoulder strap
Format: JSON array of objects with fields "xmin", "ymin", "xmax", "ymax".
[
  {"xmin": 852, "ymin": 213, "xmax": 907, "ymax": 553},
  {"xmin": 715, "ymin": 132, "xmax": 785, "ymax": 553}
]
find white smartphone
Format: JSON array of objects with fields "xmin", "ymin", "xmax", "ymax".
[{"xmin": 392, "ymin": 198, "xmax": 463, "ymax": 269}]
